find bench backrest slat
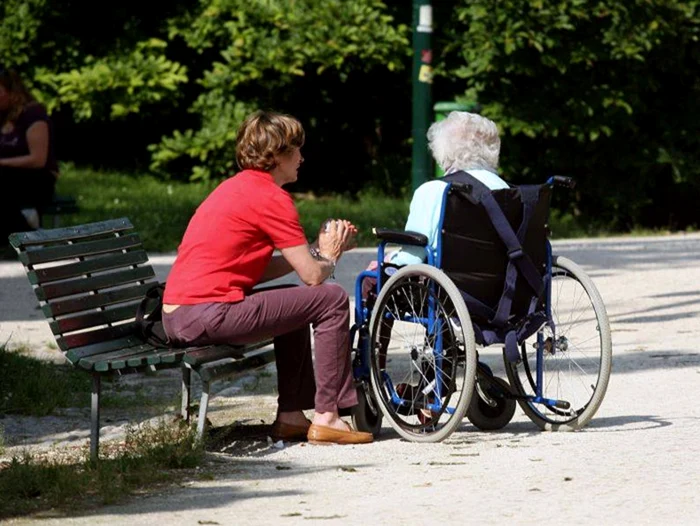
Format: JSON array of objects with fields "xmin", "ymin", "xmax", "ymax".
[
  {"xmin": 37, "ymin": 267, "xmax": 155, "ymax": 301},
  {"xmin": 19, "ymin": 233, "xmax": 144, "ymax": 265},
  {"xmin": 9, "ymin": 217, "xmax": 133, "ymax": 247},
  {"xmin": 48, "ymin": 304, "xmax": 141, "ymax": 335},
  {"xmin": 43, "ymin": 282, "xmax": 154, "ymax": 317},
  {"xmin": 28, "ymin": 251, "xmax": 149, "ymax": 284},
  {"xmin": 57, "ymin": 322, "xmax": 139, "ymax": 352}
]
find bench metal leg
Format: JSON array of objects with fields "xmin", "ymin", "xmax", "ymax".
[
  {"xmin": 90, "ymin": 373, "xmax": 101, "ymax": 463},
  {"xmin": 181, "ymin": 366, "xmax": 192, "ymax": 422},
  {"xmin": 196, "ymin": 380, "xmax": 210, "ymax": 440}
]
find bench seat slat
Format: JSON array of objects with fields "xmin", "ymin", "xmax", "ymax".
[
  {"xmin": 182, "ymin": 345, "xmax": 246, "ymax": 365},
  {"xmin": 197, "ymin": 347, "xmax": 275, "ymax": 383},
  {"xmin": 44, "ymin": 282, "xmax": 153, "ymax": 317},
  {"xmin": 49, "ymin": 304, "xmax": 139, "ymax": 335},
  {"xmin": 77, "ymin": 344, "xmax": 157, "ymax": 371},
  {"xmin": 183, "ymin": 340, "xmax": 273, "ymax": 366},
  {"xmin": 9, "ymin": 218, "xmax": 134, "ymax": 247},
  {"xmin": 20, "ymin": 233, "xmax": 143, "ymax": 265},
  {"xmin": 38, "ymin": 267, "xmax": 155, "ymax": 301},
  {"xmin": 57, "ymin": 322, "xmax": 140, "ymax": 352},
  {"xmin": 106, "ymin": 348, "xmax": 187, "ymax": 372},
  {"xmin": 66, "ymin": 335, "xmax": 146, "ymax": 363},
  {"xmin": 115, "ymin": 348, "xmax": 182, "ymax": 371},
  {"xmin": 142, "ymin": 348, "xmax": 187, "ymax": 366},
  {"xmin": 29, "ymin": 251, "xmax": 149, "ymax": 284}
]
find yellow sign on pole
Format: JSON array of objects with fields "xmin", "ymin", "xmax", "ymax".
[{"xmin": 418, "ymin": 64, "xmax": 433, "ymax": 84}]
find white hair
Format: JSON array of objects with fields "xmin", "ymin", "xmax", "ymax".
[{"xmin": 427, "ymin": 111, "xmax": 500, "ymax": 173}]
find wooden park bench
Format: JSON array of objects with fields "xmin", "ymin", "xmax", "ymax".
[{"xmin": 8, "ymin": 217, "xmax": 275, "ymax": 462}]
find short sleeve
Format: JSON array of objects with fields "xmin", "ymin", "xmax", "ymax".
[
  {"xmin": 18, "ymin": 104, "xmax": 49, "ymax": 130},
  {"xmin": 258, "ymin": 191, "xmax": 308, "ymax": 249}
]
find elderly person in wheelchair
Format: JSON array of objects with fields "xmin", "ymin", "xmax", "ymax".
[
  {"xmin": 383, "ymin": 111, "xmax": 508, "ymax": 269},
  {"xmin": 351, "ymin": 111, "xmax": 612, "ymax": 442}
]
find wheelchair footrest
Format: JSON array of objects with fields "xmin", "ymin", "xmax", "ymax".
[{"xmin": 520, "ymin": 394, "xmax": 572, "ymax": 410}]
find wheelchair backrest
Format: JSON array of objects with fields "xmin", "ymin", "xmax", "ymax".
[{"xmin": 439, "ymin": 175, "xmax": 551, "ymax": 326}]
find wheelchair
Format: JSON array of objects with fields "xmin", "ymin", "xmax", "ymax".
[{"xmin": 349, "ymin": 172, "xmax": 612, "ymax": 442}]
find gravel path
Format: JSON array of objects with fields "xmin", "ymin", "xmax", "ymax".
[{"xmin": 2, "ymin": 233, "xmax": 700, "ymax": 525}]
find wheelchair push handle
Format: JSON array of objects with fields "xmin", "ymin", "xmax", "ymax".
[{"xmin": 548, "ymin": 175, "xmax": 576, "ymax": 189}]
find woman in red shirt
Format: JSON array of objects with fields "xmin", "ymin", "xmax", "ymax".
[{"xmin": 163, "ymin": 111, "xmax": 372, "ymax": 445}]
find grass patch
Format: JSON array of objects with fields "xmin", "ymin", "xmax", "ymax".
[
  {"xmin": 0, "ymin": 418, "xmax": 204, "ymax": 519},
  {"xmin": 0, "ymin": 344, "xmax": 90, "ymax": 416}
]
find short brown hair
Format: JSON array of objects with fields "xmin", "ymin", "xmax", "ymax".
[{"xmin": 235, "ymin": 110, "xmax": 305, "ymax": 171}]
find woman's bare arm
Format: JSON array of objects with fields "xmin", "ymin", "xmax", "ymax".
[
  {"xmin": 280, "ymin": 244, "xmax": 335, "ymax": 286},
  {"xmin": 0, "ymin": 121, "xmax": 50, "ymax": 169}
]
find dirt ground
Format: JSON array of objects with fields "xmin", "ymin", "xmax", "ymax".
[{"xmin": 2, "ymin": 234, "xmax": 700, "ymax": 525}]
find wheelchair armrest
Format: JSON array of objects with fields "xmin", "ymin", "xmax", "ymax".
[{"xmin": 372, "ymin": 228, "xmax": 428, "ymax": 246}]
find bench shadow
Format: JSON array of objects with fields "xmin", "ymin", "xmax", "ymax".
[
  {"xmin": 206, "ymin": 421, "xmax": 290, "ymax": 458},
  {"xmin": 48, "ymin": 457, "xmax": 333, "ymax": 520}
]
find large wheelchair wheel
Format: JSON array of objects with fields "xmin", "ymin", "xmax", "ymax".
[
  {"xmin": 368, "ymin": 264, "xmax": 477, "ymax": 442},
  {"xmin": 505, "ymin": 255, "xmax": 612, "ymax": 430}
]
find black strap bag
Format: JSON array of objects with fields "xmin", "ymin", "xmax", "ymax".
[{"xmin": 135, "ymin": 283, "xmax": 170, "ymax": 348}]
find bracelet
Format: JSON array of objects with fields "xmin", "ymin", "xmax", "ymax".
[{"xmin": 310, "ymin": 247, "xmax": 336, "ymax": 279}]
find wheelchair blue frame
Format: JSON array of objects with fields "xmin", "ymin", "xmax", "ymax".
[{"xmin": 351, "ymin": 176, "xmax": 567, "ymax": 418}]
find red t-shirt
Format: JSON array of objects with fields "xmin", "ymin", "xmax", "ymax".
[{"xmin": 164, "ymin": 170, "xmax": 307, "ymax": 304}]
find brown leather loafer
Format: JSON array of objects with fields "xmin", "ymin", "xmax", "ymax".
[
  {"xmin": 271, "ymin": 420, "xmax": 311, "ymax": 442},
  {"xmin": 307, "ymin": 424, "xmax": 373, "ymax": 445}
]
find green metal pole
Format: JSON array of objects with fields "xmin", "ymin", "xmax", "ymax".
[{"xmin": 411, "ymin": 0, "xmax": 433, "ymax": 191}]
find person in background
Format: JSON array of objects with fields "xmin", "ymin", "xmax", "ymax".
[
  {"xmin": 162, "ymin": 110, "xmax": 373, "ymax": 445},
  {"xmin": 0, "ymin": 67, "xmax": 59, "ymax": 241}
]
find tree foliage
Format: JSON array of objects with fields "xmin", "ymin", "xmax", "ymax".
[
  {"xmin": 2, "ymin": 0, "xmax": 698, "ymax": 229},
  {"xmin": 149, "ymin": 0, "xmax": 410, "ymax": 183},
  {"xmin": 443, "ymin": 0, "xmax": 700, "ymax": 228}
]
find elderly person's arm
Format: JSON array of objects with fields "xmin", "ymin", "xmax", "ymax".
[{"xmin": 389, "ymin": 180, "xmax": 447, "ymax": 266}]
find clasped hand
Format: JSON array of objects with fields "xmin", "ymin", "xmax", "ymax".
[{"xmin": 317, "ymin": 219, "xmax": 357, "ymax": 262}]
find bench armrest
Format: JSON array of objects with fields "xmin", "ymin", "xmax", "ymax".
[{"xmin": 373, "ymin": 228, "xmax": 428, "ymax": 247}]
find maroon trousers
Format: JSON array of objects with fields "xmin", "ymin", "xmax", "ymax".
[{"xmin": 162, "ymin": 283, "xmax": 357, "ymax": 413}]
